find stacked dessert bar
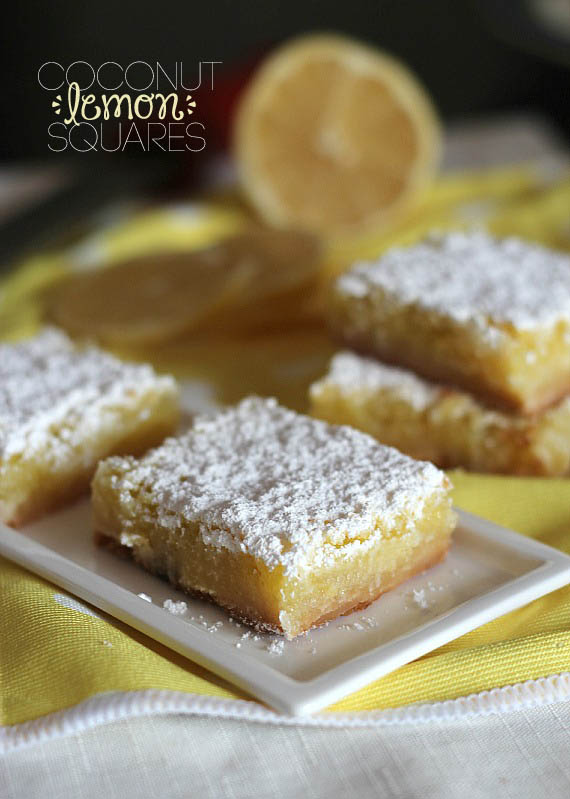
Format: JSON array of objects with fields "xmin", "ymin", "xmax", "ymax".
[{"xmin": 311, "ymin": 232, "xmax": 570, "ymax": 475}]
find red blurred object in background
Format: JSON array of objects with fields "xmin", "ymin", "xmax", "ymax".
[{"xmin": 195, "ymin": 51, "xmax": 267, "ymax": 153}]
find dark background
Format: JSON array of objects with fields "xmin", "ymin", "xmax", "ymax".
[{"xmin": 2, "ymin": 0, "xmax": 570, "ymax": 160}]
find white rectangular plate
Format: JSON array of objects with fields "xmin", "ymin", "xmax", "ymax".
[{"xmin": 1, "ymin": 503, "xmax": 569, "ymax": 715}]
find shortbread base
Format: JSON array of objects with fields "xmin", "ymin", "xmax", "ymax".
[
  {"xmin": 95, "ymin": 531, "xmax": 449, "ymax": 635},
  {"xmin": 333, "ymin": 327, "xmax": 570, "ymax": 417}
]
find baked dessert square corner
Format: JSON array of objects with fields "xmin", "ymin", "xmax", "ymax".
[
  {"xmin": 92, "ymin": 396, "xmax": 457, "ymax": 638},
  {"xmin": 0, "ymin": 328, "xmax": 180, "ymax": 527}
]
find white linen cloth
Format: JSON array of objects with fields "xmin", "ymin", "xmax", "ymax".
[{"xmin": 2, "ymin": 699, "xmax": 570, "ymax": 799}]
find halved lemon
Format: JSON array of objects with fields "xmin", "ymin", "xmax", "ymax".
[{"xmin": 234, "ymin": 33, "xmax": 442, "ymax": 236}]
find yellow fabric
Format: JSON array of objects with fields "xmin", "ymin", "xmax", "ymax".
[
  {"xmin": 1, "ymin": 475, "xmax": 569, "ymax": 724},
  {"xmin": 1, "ymin": 168, "xmax": 570, "ymax": 726}
]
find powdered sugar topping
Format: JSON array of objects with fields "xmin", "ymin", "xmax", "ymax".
[
  {"xmin": 108, "ymin": 397, "xmax": 450, "ymax": 577},
  {"xmin": 312, "ymin": 351, "xmax": 440, "ymax": 411},
  {"xmin": 337, "ymin": 232, "xmax": 570, "ymax": 330},
  {"xmin": 162, "ymin": 599, "xmax": 188, "ymax": 616},
  {"xmin": 0, "ymin": 328, "xmax": 174, "ymax": 457},
  {"xmin": 266, "ymin": 639, "xmax": 285, "ymax": 656}
]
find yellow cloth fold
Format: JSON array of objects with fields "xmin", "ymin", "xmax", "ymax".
[
  {"xmin": 1, "ymin": 167, "xmax": 570, "ymax": 726},
  {"xmin": 1, "ymin": 475, "xmax": 569, "ymax": 725}
]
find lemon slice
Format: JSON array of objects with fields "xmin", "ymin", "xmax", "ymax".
[
  {"xmin": 214, "ymin": 228, "xmax": 320, "ymax": 300},
  {"xmin": 48, "ymin": 229, "xmax": 320, "ymax": 345},
  {"xmin": 234, "ymin": 33, "xmax": 441, "ymax": 236},
  {"xmin": 48, "ymin": 251, "xmax": 249, "ymax": 346}
]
